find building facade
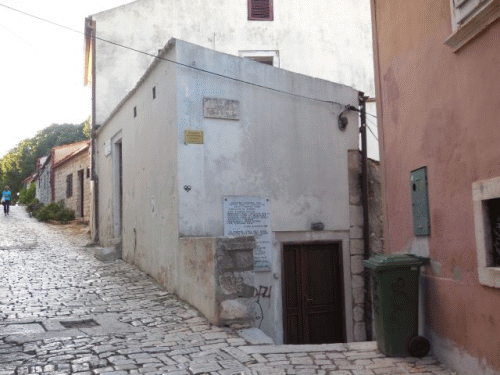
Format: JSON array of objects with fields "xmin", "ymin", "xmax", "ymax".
[
  {"xmin": 37, "ymin": 156, "xmax": 51, "ymax": 205},
  {"xmin": 85, "ymin": 0, "xmax": 377, "ymax": 158},
  {"xmin": 51, "ymin": 141, "xmax": 92, "ymax": 221},
  {"xmin": 95, "ymin": 39, "xmax": 379, "ymax": 344},
  {"xmin": 371, "ymin": 0, "xmax": 500, "ymax": 373}
]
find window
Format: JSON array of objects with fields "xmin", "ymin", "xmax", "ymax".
[
  {"xmin": 133, "ymin": 106, "xmax": 137, "ymax": 118},
  {"xmin": 472, "ymin": 176, "xmax": 500, "ymax": 288},
  {"xmin": 152, "ymin": 86, "xmax": 156, "ymax": 99},
  {"xmin": 248, "ymin": 0, "xmax": 273, "ymax": 21},
  {"xmin": 66, "ymin": 174, "xmax": 73, "ymax": 198},
  {"xmin": 86, "ymin": 167, "xmax": 90, "ymax": 178},
  {"xmin": 486, "ymin": 198, "xmax": 500, "ymax": 267},
  {"xmin": 239, "ymin": 50, "xmax": 280, "ymax": 68},
  {"xmin": 445, "ymin": 0, "xmax": 500, "ymax": 51}
]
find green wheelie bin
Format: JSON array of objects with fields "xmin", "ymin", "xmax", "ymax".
[{"xmin": 364, "ymin": 254, "xmax": 430, "ymax": 357}]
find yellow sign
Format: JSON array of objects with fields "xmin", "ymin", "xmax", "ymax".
[{"xmin": 184, "ymin": 130, "xmax": 204, "ymax": 144}]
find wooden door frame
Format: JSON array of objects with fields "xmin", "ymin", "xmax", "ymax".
[{"xmin": 281, "ymin": 240, "xmax": 346, "ymax": 344}]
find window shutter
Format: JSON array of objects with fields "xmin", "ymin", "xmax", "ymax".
[
  {"xmin": 248, "ymin": 0, "xmax": 273, "ymax": 21},
  {"xmin": 66, "ymin": 174, "xmax": 73, "ymax": 198},
  {"xmin": 453, "ymin": 0, "xmax": 483, "ymax": 25}
]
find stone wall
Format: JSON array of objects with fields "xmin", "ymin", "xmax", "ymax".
[
  {"xmin": 53, "ymin": 150, "xmax": 91, "ymax": 221},
  {"xmin": 215, "ymin": 236, "xmax": 255, "ymax": 327},
  {"xmin": 177, "ymin": 236, "xmax": 256, "ymax": 327},
  {"xmin": 348, "ymin": 150, "xmax": 384, "ymax": 341}
]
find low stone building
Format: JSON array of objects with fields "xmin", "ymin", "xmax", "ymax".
[{"xmin": 51, "ymin": 140, "xmax": 92, "ymax": 221}]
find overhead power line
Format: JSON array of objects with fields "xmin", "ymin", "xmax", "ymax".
[{"xmin": 366, "ymin": 118, "xmax": 378, "ymax": 141}]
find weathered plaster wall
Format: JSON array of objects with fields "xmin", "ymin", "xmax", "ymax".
[
  {"xmin": 91, "ymin": 0, "xmax": 374, "ymax": 125},
  {"xmin": 174, "ymin": 41, "xmax": 359, "ymax": 236},
  {"xmin": 177, "ymin": 236, "xmax": 255, "ymax": 327},
  {"xmin": 96, "ymin": 48, "xmax": 179, "ymax": 292},
  {"xmin": 372, "ymin": 0, "xmax": 500, "ymax": 372},
  {"xmin": 37, "ymin": 162, "xmax": 51, "ymax": 205},
  {"xmin": 172, "ymin": 40, "xmax": 360, "ymax": 343},
  {"xmin": 177, "ymin": 237, "xmax": 217, "ymax": 323},
  {"xmin": 53, "ymin": 151, "xmax": 91, "ymax": 221},
  {"xmin": 97, "ymin": 39, "xmax": 362, "ymax": 344}
]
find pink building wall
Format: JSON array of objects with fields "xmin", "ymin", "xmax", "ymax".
[{"xmin": 371, "ymin": 0, "xmax": 500, "ymax": 372}]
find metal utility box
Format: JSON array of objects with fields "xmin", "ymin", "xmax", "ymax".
[{"xmin": 410, "ymin": 167, "xmax": 430, "ymax": 236}]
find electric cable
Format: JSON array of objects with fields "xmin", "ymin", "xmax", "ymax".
[{"xmin": 366, "ymin": 118, "xmax": 379, "ymax": 141}]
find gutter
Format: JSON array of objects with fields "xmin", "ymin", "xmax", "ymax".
[{"xmin": 86, "ymin": 17, "xmax": 99, "ymax": 244}]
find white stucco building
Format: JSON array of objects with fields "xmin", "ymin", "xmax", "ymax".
[
  {"xmin": 95, "ymin": 39, "xmax": 370, "ymax": 344},
  {"xmin": 85, "ymin": 0, "xmax": 377, "ymax": 158}
]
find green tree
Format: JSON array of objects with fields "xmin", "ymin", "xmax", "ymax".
[{"xmin": 0, "ymin": 121, "xmax": 90, "ymax": 199}]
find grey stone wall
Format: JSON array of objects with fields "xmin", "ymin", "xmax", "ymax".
[
  {"xmin": 348, "ymin": 150, "xmax": 384, "ymax": 341},
  {"xmin": 215, "ymin": 236, "xmax": 256, "ymax": 327},
  {"xmin": 53, "ymin": 151, "xmax": 91, "ymax": 221}
]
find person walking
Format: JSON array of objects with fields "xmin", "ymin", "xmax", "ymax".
[{"xmin": 2, "ymin": 186, "xmax": 11, "ymax": 216}]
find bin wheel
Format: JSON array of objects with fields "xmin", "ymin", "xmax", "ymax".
[{"xmin": 408, "ymin": 336, "xmax": 430, "ymax": 358}]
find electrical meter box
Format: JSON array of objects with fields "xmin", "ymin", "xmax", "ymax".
[{"xmin": 410, "ymin": 167, "xmax": 430, "ymax": 236}]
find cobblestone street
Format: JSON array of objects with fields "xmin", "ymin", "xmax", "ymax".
[{"xmin": 0, "ymin": 206, "xmax": 455, "ymax": 375}]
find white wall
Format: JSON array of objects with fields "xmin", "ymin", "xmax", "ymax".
[
  {"xmin": 172, "ymin": 40, "xmax": 359, "ymax": 342},
  {"xmin": 174, "ymin": 41, "xmax": 359, "ymax": 237},
  {"xmin": 95, "ymin": 50, "xmax": 180, "ymax": 291},
  {"xmin": 96, "ymin": 39, "xmax": 360, "ymax": 343},
  {"xmin": 91, "ymin": 0, "xmax": 375, "ymax": 126}
]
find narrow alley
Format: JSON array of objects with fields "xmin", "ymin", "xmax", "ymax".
[{"xmin": 0, "ymin": 207, "xmax": 454, "ymax": 375}]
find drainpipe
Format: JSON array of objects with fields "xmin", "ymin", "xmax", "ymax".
[
  {"xmin": 359, "ymin": 92, "xmax": 372, "ymax": 341},
  {"xmin": 88, "ymin": 18, "xmax": 99, "ymax": 244}
]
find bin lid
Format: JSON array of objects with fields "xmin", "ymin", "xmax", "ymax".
[{"xmin": 363, "ymin": 254, "xmax": 429, "ymax": 271}]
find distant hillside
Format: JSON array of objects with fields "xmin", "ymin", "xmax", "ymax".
[{"xmin": 0, "ymin": 120, "xmax": 90, "ymax": 200}]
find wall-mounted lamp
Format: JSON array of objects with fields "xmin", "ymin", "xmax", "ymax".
[{"xmin": 338, "ymin": 105, "xmax": 358, "ymax": 131}]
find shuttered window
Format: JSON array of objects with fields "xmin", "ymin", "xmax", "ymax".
[
  {"xmin": 248, "ymin": 0, "xmax": 273, "ymax": 21},
  {"xmin": 452, "ymin": 0, "xmax": 484, "ymax": 26},
  {"xmin": 66, "ymin": 174, "xmax": 73, "ymax": 198},
  {"xmin": 445, "ymin": 0, "xmax": 499, "ymax": 50}
]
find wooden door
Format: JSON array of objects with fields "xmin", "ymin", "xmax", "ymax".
[{"xmin": 283, "ymin": 242, "xmax": 345, "ymax": 344}]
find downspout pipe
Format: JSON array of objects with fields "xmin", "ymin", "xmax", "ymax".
[
  {"xmin": 359, "ymin": 92, "xmax": 372, "ymax": 341},
  {"xmin": 88, "ymin": 17, "xmax": 99, "ymax": 244}
]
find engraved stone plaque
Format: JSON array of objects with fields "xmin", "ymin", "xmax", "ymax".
[
  {"xmin": 224, "ymin": 197, "xmax": 272, "ymax": 272},
  {"xmin": 204, "ymin": 98, "xmax": 240, "ymax": 120},
  {"xmin": 184, "ymin": 130, "xmax": 204, "ymax": 144}
]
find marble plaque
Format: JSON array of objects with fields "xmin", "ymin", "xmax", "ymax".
[{"xmin": 224, "ymin": 197, "xmax": 272, "ymax": 272}]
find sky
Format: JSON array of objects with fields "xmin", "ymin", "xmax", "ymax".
[{"xmin": 0, "ymin": 0, "xmax": 132, "ymax": 158}]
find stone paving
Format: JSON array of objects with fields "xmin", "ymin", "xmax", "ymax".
[{"xmin": 0, "ymin": 206, "xmax": 456, "ymax": 375}]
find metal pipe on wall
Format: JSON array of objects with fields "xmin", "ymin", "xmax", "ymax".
[{"xmin": 359, "ymin": 92, "xmax": 373, "ymax": 341}]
